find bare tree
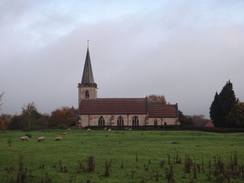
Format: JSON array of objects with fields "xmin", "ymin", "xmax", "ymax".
[{"xmin": 0, "ymin": 93, "xmax": 3, "ymax": 111}]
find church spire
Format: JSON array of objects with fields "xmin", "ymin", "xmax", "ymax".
[
  {"xmin": 78, "ymin": 42, "xmax": 97, "ymax": 102},
  {"xmin": 81, "ymin": 42, "xmax": 95, "ymax": 85}
]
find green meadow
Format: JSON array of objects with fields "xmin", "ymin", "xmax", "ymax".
[{"xmin": 0, "ymin": 129, "xmax": 243, "ymax": 183}]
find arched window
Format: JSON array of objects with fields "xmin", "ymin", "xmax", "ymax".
[
  {"xmin": 98, "ymin": 116, "xmax": 105, "ymax": 126},
  {"xmin": 154, "ymin": 119, "xmax": 158, "ymax": 126},
  {"xmin": 132, "ymin": 116, "xmax": 139, "ymax": 126},
  {"xmin": 85, "ymin": 90, "xmax": 89, "ymax": 99},
  {"xmin": 117, "ymin": 116, "xmax": 124, "ymax": 126}
]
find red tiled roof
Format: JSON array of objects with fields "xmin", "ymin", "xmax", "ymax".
[
  {"xmin": 148, "ymin": 103, "xmax": 178, "ymax": 118},
  {"xmin": 204, "ymin": 121, "xmax": 214, "ymax": 127},
  {"xmin": 79, "ymin": 98, "xmax": 147, "ymax": 115},
  {"xmin": 80, "ymin": 98, "xmax": 178, "ymax": 118}
]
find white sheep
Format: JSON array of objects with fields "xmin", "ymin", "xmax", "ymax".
[
  {"xmin": 37, "ymin": 136, "xmax": 45, "ymax": 142},
  {"xmin": 54, "ymin": 137, "xmax": 62, "ymax": 141},
  {"xmin": 86, "ymin": 128, "xmax": 91, "ymax": 132},
  {"xmin": 20, "ymin": 136, "xmax": 29, "ymax": 141}
]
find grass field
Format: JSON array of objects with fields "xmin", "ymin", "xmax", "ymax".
[{"xmin": 0, "ymin": 129, "xmax": 243, "ymax": 183}]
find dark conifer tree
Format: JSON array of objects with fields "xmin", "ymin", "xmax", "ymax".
[
  {"xmin": 218, "ymin": 81, "xmax": 238, "ymax": 126},
  {"xmin": 210, "ymin": 92, "xmax": 221, "ymax": 127},
  {"xmin": 210, "ymin": 81, "xmax": 238, "ymax": 127}
]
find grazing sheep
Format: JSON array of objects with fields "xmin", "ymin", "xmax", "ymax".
[
  {"xmin": 108, "ymin": 129, "xmax": 112, "ymax": 131},
  {"xmin": 66, "ymin": 128, "xmax": 71, "ymax": 131},
  {"xmin": 20, "ymin": 136, "xmax": 28, "ymax": 141},
  {"xmin": 37, "ymin": 136, "xmax": 45, "ymax": 142},
  {"xmin": 62, "ymin": 132, "xmax": 67, "ymax": 135},
  {"xmin": 54, "ymin": 137, "xmax": 62, "ymax": 141},
  {"xmin": 86, "ymin": 128, "xmax": 91, "ymax": 132}
]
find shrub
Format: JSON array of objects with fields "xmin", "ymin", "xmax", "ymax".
[{"xmin": 87, "ymin": 156, "xmax": 95, "ymax": 172}]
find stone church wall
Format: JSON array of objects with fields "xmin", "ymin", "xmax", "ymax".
[
  {"xmin": 79, "ymin": 114, "xmax": 148, "ymax": 126},
  {"xmin": 147, "ymin": 118, "xmax": 179, "ymax": 126}
]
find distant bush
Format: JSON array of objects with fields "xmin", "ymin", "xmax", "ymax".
[{"xmin": 25, "ymin": 133, "xmax": 32, "ymax": 138}]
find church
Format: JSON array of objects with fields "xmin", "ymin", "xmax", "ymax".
[{"xmin": 78, "ymin": 46, "xmax": 180, "ymax": 127}]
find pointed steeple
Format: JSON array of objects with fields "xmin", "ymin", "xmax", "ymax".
[
  {"xmin": 78, "ymin": 42, "xmax": 97, "ymax": 102},
  {"xmin": 81, "ymin": 44, "xmax": 96, "ymax": 85}
]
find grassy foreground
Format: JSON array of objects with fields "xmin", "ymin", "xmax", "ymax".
[{"xmin": 0, "ymin": 129, "xmax": 243, "ymax": 183}]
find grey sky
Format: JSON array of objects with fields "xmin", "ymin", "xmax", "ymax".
[{"xmin": 1, "ymin": 0, "xmax": 244, "ymax": 118}]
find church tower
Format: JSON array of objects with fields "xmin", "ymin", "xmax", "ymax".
[{"xmin": 78, "ymin": 44, "xmax": 97, "ymax": 104}]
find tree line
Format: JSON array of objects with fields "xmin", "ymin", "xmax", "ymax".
[
  {"xmin": 1, "ymin": 81, "xmax": 244, "ymax": 130},
  {"xmin": 179, "ymin": 81, "xmax": 244, "ymax": 128},
  {"xmin": 0, "ymin": 102, "xmax": 78, "ymax": 131},
  {"xmin": 210, "ymin": 80, "xmax": 244, "ymax": 128}
]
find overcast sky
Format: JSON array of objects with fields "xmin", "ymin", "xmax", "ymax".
[{"xmin": 1, "ymin": 0, "xmax": 244, "ymax": 118}]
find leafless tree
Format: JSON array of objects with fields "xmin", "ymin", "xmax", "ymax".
[{"xmin": 0, "ymin": 93, "xmax": 4, "ymax": 111}]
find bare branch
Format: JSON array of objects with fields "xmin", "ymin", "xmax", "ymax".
[{"xmin": 0, "ymin": 92, "xmax": 4, "ymax": 111}]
